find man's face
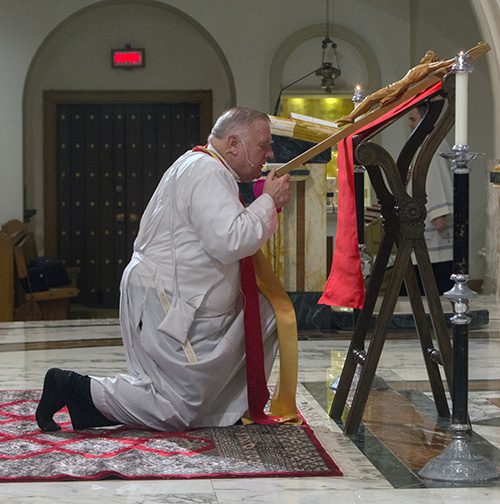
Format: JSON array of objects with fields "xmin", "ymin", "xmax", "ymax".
[
  {"xmin": 408, "ymin": 108, "xmax": 422, "ymax": 131},
  {"xmin": 233, "ymin": 119, "xmax": 274, "ymax": 182}
]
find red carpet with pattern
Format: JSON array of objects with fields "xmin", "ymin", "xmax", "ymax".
[{"xmin": 0, "ymin": 390, "xmax": 342, "ymax": 482}]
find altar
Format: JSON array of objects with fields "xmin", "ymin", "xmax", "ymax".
[
  {"xmin": 262, "ymin": 137, "xmax": 330, "ymax": 293},
  {"xmin": 241, "ymin": 115, "xmax": 337, "ymax": 331}
]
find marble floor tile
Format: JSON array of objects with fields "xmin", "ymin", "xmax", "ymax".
[
  {"xmin": 2, "ymin": 480, "xmax": 218, "ymax": 504},
  {"xmin": 1, "ymin": 293, "xmax": 500, "ymax": 502}
]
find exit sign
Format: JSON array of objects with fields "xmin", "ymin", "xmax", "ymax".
[{"xmin": 112, "ymin": 48, "xmax": 145, "ymax": 69}]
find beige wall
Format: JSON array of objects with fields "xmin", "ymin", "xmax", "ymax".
[
  {"xmin": 0, "ymin": 0, "xmax": 495, "ymax": 278},
  {"xmin": 23, "ymin": 2, "xmax": 234, "ymax": 246},
  {"xmin": 470, "ymin": 0, "xmax": 500, "ymax": 160}
]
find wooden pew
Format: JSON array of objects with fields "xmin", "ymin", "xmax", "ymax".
[
  {"xmin": 0, "ymin": 220, "xmax": 27, "ymax": 321},
  {"xmin": 13, "ymin": 231, "xmax": 79, "ymax": 320},
  {"xmin": 0, "ymin": 219, "xmax": 79, "ymax": 321}
]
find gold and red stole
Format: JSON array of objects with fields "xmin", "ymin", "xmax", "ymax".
[{"xmin": 192, "ymin": 145, "xmax": 300, "ymax": 424}]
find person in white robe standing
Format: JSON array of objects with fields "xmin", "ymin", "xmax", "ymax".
[{"xmin": 36, "ymin": 107, "xmax": 293, "ymax": 432}]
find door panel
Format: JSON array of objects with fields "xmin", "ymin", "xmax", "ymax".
[{"xmin": 55, "ymin": 101, "xmax": 204, "ymax": 308}]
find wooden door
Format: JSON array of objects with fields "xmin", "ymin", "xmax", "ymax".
[{"xmin": 44, "ymin": 91, "xmax": 212, "ymax": 308}]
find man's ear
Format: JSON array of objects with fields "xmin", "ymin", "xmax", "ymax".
[
  {"xmin": 225, "ymin": 134, "xmax": 239, "ymax": 154},
  {"xmin": 230, "ymin": 134, "xmax": 240, "ymax": 148}
]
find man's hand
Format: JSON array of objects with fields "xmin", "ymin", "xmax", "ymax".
[
  {"xmin": 432, "ymin": 216, "xmax": 446, "ymax": 233},
  {"xmin": 263, "ymin": 168, "xmax": 291, "ymax": 210}
]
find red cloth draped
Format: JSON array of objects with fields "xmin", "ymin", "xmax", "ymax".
[
  {"xmin": 239, "ymin": 254, "xmax": 277, "ymax": 423},
  {"xmin": 319, "ymin": 81, "xmax": 443, "ymax": 308}
]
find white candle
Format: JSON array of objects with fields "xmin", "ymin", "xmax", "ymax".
[
  {"xmin": 352, "ymin": 85, "xmax": 364, "ymax": 108},
  {"xmin": 455, "ymin": 52, "xmax": 469, "ymax": 146}
]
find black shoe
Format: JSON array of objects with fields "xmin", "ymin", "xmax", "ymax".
[
  {"xmin": 36, "ymin": 368, "xmax": 119, "ymax": 431},
  {"xmin": 35, "ymin": 368, "xmax": 65, "ymax": 432},
  {"xmin": 55, "ymin": 369, "xmax": 121, "ymax": 430}
]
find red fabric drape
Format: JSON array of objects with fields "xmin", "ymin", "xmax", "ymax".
[
  {"xmin": 319, "ymin": 81, "xmax": 443, "ymax": 308},
  {"xmin": 239, "ymin": 254, "xmax": 278, "ymax": 423}
]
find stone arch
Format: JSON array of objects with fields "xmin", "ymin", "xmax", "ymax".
[
  {"xmin": 23, "ymin": 0, "xmax": 236, "ymax": 110},
  {"xmin": 270, "ymin": 24, "xmax": 381, "ymax": 111},
  {"xmin": 22, "ymin": 0, "xmax": 236, "ymax": 246}
]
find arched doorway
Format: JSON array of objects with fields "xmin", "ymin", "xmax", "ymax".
[{"xmin": 23, "ymin": 0, "xmax": 236, "ymax": 311}]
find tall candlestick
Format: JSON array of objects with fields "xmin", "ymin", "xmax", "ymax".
[
  {"xmin": 452, "ymin": 51, "xmax": 473, "ymax": 147},
  {"xmin": 419, "ymin": 57, "xmax": 499, "ymax": 483}
]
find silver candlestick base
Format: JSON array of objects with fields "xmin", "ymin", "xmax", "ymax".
[
  {"xmin": 419, "ymin": 424, "xmax": 499, "ymax": 482},
  {"xmin": 418, "ymin": 276, "xmax": 499, "ymax": 481},
  {"xmin": 419, "ymin": 273, "xmax": 499, "ymax": 482}
]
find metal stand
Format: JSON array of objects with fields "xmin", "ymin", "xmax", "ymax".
[
  {"xmin": 353, "ymin": 87, "xmax": 372, "ymax": 281},
  {"xmin": 419, "ymin": 146, "xmax": 499, "ymax": 482},
  {"xmin": 354, "ymin": 164, "xmax": 373, "ymax": 280}
]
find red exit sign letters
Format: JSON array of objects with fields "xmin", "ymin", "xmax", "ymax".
[{"xmin": 112, "ymin": 49, "xmax": 145, "ymax": 69}]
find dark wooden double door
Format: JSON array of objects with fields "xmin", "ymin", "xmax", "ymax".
[{"xmin": 44, "ymin": 91, "xmax": 212, "ymax": 308}]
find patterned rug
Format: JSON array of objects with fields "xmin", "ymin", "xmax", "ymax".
[{"xmin": 0, "ymin": 390, "xmax": 342, "ymax": 482}]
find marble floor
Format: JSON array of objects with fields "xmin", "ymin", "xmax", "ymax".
[{"xmin": 1, "ymin": 295, "xmax": 500, "ymax": 503}]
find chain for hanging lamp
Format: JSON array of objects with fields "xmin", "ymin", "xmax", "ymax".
[{"xmin": 316, "ymin": 0, "xmax": 341, "ymax": 93}]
